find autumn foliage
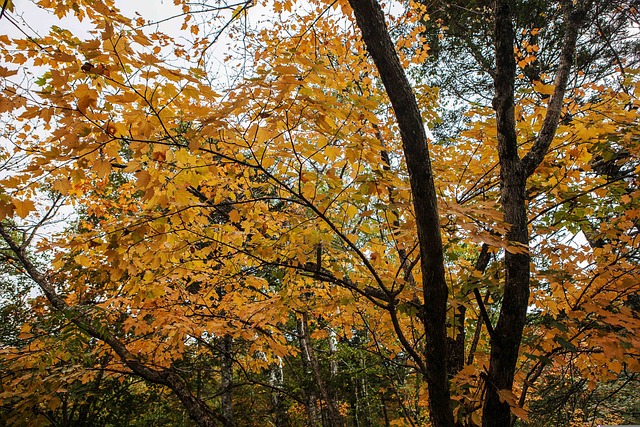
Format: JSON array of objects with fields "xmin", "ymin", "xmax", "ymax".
[{"xmin": 0, "ymin": 0, "xmax": 639, "ymax": 426}]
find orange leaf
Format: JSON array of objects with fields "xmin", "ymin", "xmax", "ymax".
[{"xmin": 14, "ymin": 199, "xmax": 35, "ymax": 219}]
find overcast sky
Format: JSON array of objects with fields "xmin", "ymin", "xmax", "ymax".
[{"xmin": 6, "ymin": 0, "xmax": 187, "ymax": 39}]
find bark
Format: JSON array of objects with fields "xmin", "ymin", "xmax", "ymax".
[
  {"xmin": 297, "ymin": 317, "xmax": 322, "ymax": 426},
  {"xmin": 346, "ymin": 1, "xmax": 453, "ymax": 426},
  {"xmin": 297, "ymin": 313, "xmax": 343, "ymax": 427},
  {"xmin": 449, "ymin": 244, "xmax": 491, "ymax": 377},
  {"xmin": 328, "ymin": 328, "xmax": 338, "ymax": 377},
  {"xmin": 447, "ymin": 305, "xmax": 466, "ymax": 377},
  {"xmin": 359, "ymin": 355, "xmax": 374, "ymax": 427},
  {"xmin": 0, "ymin": 225, "xmax": 224, "ymax": 427},
  {"xmin": 483, "ymin": 2, "xmax": 589, "ymax": 426},
  {"xmin": 483, "ymin": 1, "xmax": 532, "ymax": 424},
  {"xmin": 221, "ymin": 335, "xmax": 234, "ymax": 427},
  {"xmin": 270, "ymin": 357, "xmax": 289, "ymax": 426}
]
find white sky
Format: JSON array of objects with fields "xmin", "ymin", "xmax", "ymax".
[{"xmin": 6, "ymin": 0, "xmax": 185, "ymax": 37}]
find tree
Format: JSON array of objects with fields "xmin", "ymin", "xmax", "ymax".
[{"xmin": 0, "ymin": 0, "xmax": 639, "ymax": 426}]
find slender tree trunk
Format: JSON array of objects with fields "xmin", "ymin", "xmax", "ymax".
[
  {"xmin": 447, "ymin": 304, "xmax": 466, "ymax": 377},
  {"xmin": 353, "ymin": 385, "xmax": 360, "ymax": 427},
  {"xmin": 297, "ymin": 313, "xmax": 343, "ymax": 427},
  {"xmin": 296, "ymin": 315, "xmax": 321, "ymax": 426},
  {"xmin": 382, "ymin": 399, "xmax": 391, "ymax": 427},
  {"xmin": 359, "ymin": 355, "xmax": 373, "ymax": 427},
  {"xmin": 221, "ymin": 335, "xmax": 234, "ymax": 427},
  {"xmin": 328, "ymin": 328, "xmax": 338, "ymax": 377},
  {"xmin": 453, "ymin": 245, "xmax": 491, "ymax": 372},
  {"xmin": 270, "ymin": 356, "xmax": 289, "ymax": 426},
  {"xmin": 467, "ymin": 288, "xmax": 492, "ymax": 367},
  {"xmin": 345, "ymin": 1, "xmax": 453, "ymax": 426}
]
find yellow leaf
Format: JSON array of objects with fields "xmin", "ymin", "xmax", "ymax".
[
  {"xmin": 188, "ymin": 138, "xmax": 202, "ymax": 152},
  {"xmin": 497, "ymin": 389, "xmax": 516, "ymax": 405},
  {"xmin": 175, "ymin": 149, "xmax": 190, "ymax": 166},
  {"xmin": 132, "ymin": 31, "xmax": 152, "ymax": 47},
  {"xmin": 533, "ymin": 81, "xmax": 555, "ymax": 95},
  {"xmin": 53, "ymin": 178, "xmax": 72, "ymax": 195},
  {"xmin": 74, "ymin": 254, "xmax": 92, "ymax": 267},
  {"xmin": 511, "ymin": 405, "xmax": 529, "ymax": 422},
  {"xmin": 324, "ymin": 145, "xmax": 341, "ymax": 161},
  {"xmin": 135, "ymin": 170, "xmax": 151, "ymax": 188},
  {"xmin": 231, "ymin": 4, "xmax": 244, "ymax": 19},
  {"xmin": 13, "ymin": 199, "xmax": 35, "ymax": 219},
  {"xmin": 262, "ymin": 156, "xmax": 275, "ymax": 168},
  {"xmin": 77, "ymin": 95, "xmax": 95, "ymax": 114},
  {"xmin": 274, "ymin": 65, "xmax": 298, "ymax": 75},
  {"xmin": 345, "ymin": 204, "xmax": 358, "ymax": 219},
  {"xmin": 317, "ymin": 115, "xmax": 336, "ymax": 133},
  {"xmin": 229, "ymin": 209, "xmax": 241, "ymax": 223},
  {"xmin": 94, "ymin": 159, "xmax": 111, "ymax": 179},
  {"xmin": 123, "ymin": 160, "xmax": 141, "ymax": 173},
  {"xmin": 0, "ymin": 66, "xmax": 18, "ymax": 78},
  {"xmin": 301, "ymin": 182, "xmax": 316, "ymax": 199},
  {"xmin": 504, "ymin": 241, "xmax": 529, "ymax": 255}
]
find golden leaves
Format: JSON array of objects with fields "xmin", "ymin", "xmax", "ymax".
[
  {"xmin": 12, "ymin": 199, "xmax": 34, "ymax": 219},
  {"xmin": 0, "ymin": 66, "xmax": 18, "ymax": 78},
  {"xmin": 52, "ymin": 178, "xmax": 73, "ymax": 195},
  {"xmin": 497, "ymin": 389, "xmax": 529, "ymax": 421},
  {"xmin": 93, "ymin": 158, "xmax": 112, "ymax": 179},
  {"xmin": 0, "ymin": 3, "xmax": 637, "ymax": 425}
]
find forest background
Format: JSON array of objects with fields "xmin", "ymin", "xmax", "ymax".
[{"xmin": 0, "ymin": 0, "xmax": 639, "ymax": 426}]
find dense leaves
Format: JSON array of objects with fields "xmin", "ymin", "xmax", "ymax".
[{"xmin": 0, "ymin": 0, "xmax": 639, "ymax": 426}]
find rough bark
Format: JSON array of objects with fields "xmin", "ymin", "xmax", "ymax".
[
  {"xmin": 346, "ymin": 1, "xmax": 453, "ymax": 426},
  {"xmin": 483, "ymin": 2, "xmax": 589, "ymax": 426},
  {"xmin": 483, "ymin": 1, "xmax": 532, "ymax": 424}
]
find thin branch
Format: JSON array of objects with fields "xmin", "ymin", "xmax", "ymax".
[{"xmin": 522, "ymin": 1, "xmax": 591, "ymax": 177}]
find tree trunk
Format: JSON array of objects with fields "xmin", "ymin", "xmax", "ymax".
[
  {"xmin": 270, "ymin": 356, "xmax": 289, "ymax": 426},
  {"xmin": 345, "ymin": 1, "xmax": 453, "ymax": 426},
  {"xmin": 483, "ymin": 1, "xmax": 588, "ymax": 426},
  {"xmin": 297, "ymin": 312, "xmax": 343, "ymax": 427},
  {"xmin": 221, "ymin": 335, "xmax": 234, "ymax": 427},
  {"xmin": 328, "ymin": 327, "xmax": 338, "ymax": 377},
  {"xmin": 482, "ymin": 2, "xmax": 530, "ymax": 425}
]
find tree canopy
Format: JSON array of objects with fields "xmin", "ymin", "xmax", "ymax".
[{"xmin": 0, "ymin": 0, "xmax": 639, "ymax": 426}]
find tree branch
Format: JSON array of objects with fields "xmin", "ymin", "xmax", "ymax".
[{"xmin": 522, "ymin": 1, "xmax": 590, "ymax": 177}]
